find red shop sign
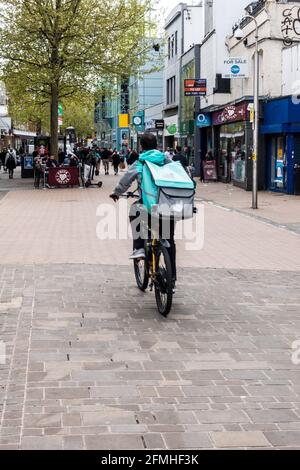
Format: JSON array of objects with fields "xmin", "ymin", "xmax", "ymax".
[{"xmin": 212, "ymin": 103, "xmax": 249, "ymax": 126}]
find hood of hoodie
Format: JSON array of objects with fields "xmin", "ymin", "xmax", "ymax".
[{"xmin": 138, "ymin": 149, "xmax": 165, "ymax": 167}]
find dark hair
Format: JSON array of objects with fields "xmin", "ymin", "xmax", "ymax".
[
  {"xmin": 176, "ymin": 145, "xmax": 182, "ymax": 152},
  {"xmin": 140, "ymin": 133, "xmax": 157, "ymax": 151}
]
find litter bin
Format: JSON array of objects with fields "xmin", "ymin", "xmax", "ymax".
[
  {"xmin": 294, "ymin": 165, "xmax": 300, "ymax": 196},
  {"xmin": 21, "ymin": 155, "xmax": 34, "ymax": 178}
]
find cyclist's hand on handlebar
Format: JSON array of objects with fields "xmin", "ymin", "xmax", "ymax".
[{"xmin": 110, "ymin": 194, "xmax": 119, "ymax": 202}]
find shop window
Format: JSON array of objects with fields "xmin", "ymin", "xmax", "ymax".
[
  {"xmin": 219, "ymin": 122, "xmax": 246, "ymax": 183},
  {"xmin": 166, "ymin": 76, "xmax": 176, "ymax": 105},
  {"xmin": 270, "ymin": 136, "xmax": 286, "ymax": 190}
]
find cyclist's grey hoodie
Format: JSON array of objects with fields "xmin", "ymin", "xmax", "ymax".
[{"xmin": 113, "ymin": 150, "xmax": 169, "ymax": 197}]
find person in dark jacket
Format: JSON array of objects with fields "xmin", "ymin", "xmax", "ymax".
[
  {"xmin": 111, "ymin": 149, "xmax": 121, "ymax": 175},
  {"xmin": 58, "ymin": 148, "xmax": 65, "ymax": 165},
  {"xmin": 46, "ymin": 155, "xmax": 59, "ymax": 168},
  {"xmin": 173, "ymin": 146, "xmax": 188, "ymax": 168},
  {"xmin": 5, "ymin": 149, "xmax": 17, "ymax": 179},
  {"xmin": 127, "ymin": 150, "xmax": 139, "ymax": 166}
]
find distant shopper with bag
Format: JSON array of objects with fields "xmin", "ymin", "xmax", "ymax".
[{"xmin": 5, "ymin": 148, "xmax": 17, "ymax": 179}]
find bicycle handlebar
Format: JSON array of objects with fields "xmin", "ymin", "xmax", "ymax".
[{"xmin": 120, "ymin": 191, "xmax": 139, "ymax": 199}]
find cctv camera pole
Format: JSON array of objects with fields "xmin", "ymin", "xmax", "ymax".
[
  {"xmin": 252, "ymin": 18, "xmax": 259, "ymax": 209},
  {"xmin": 246, "ymin": 15, "xmax": 259, "ymax": 209}
]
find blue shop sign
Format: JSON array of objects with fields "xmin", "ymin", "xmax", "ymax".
[{"xmin": 196, "ymin": 113, "xmax": 211, "ymax": 128}]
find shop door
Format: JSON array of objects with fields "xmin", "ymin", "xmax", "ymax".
[{"xmin": 268, "ymin": 135, "xmax": 287, "ymax": 192}]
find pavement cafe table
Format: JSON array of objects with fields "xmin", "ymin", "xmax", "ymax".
[{"xmin": 47, "ymin": 167, "xmax": 80, "ymax": 187}]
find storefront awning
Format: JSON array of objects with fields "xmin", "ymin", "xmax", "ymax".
[{"xmin": 13, "ymin": 129, "xmax": 37, "ymax": 138}]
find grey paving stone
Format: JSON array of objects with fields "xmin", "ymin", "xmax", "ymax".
[
  {"xmin": 21, "ymin": 436, "xmax": 63, "ymax": 450},
  {"xmin": 85, "ymin": 434, "xmax": 144, "ymax": 450},
  {"xmin": 163, "ymin": 432, "xmax": 213, "ymax": 449},
  {"xmin": 196, "ymin": 410, "xmax": 250, "ymax": 424},
  {"xmin": 81, "ymin": 410, "xmax": 136, "ymax": 426},
  {"xmin": 63, "ymin": 436, "xmax": 84, "ymax": 450},
  {"xmin": 211, "ymin": 431, "xmax": 271, "ymax": 448},
  {"xmin": 264, "ymin": 431, "xmax": 300, "ymax": 447},
  {"xmin": 246, "ymin": 409, "xmax": 300, "ymax": 424}
]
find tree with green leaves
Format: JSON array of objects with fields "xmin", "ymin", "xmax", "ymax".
[{"xmin": 0, "ymin": 0, "xmax": 156, "ymax": 155}]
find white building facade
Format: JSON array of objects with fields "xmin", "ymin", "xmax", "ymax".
[{"xmin": 163, "ymin": 2, "xmax": 204, "ymax": 150}]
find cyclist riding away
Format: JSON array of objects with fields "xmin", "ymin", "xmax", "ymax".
[{"xmin": 110, "ymin": 133, "xmax": 177, "ymax": 289}]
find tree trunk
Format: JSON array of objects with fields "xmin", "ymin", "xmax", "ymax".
[{"xmin": 50, "ymin": 83, "xmax": 59, "ymax": 157}]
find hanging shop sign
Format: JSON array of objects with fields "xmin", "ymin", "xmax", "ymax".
[
  {"xmin": 132, "ymin": 112, "xmax": 145, "ymax": 132},
  {"xmin": 145, "ymin": 119, "xmax": 165, "ymax": 131},
  {"xmin": 221, "ymin": 58, "xmax": 249, "ymax": 79},
  {"xmin": 155, "ymin": 120, "xmax": 164, "ymax": 130},
  {"xmin": 212, "ymin": 103, "xmax": 249, "ymax": 126},
  {"xmin": 119, "ymin": 114, "xmax": 129, "ymax": 128},
  {"xmin": 184, "ymin": 79, "xmax": 207, "ymax": 96},
  {"xmin": 196, "ymin": 113, "xmax": 211, "ymax": 128}
]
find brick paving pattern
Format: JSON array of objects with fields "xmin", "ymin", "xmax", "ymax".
[
  {"xmin": 1, "ymin": 265, "xmax": 300, "ymax": 449},
  {"xmin": 0, "ymin": 176, "xmax": 300, "ymax": 449}
]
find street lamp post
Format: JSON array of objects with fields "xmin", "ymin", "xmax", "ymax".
[{"xmin": 235, "ymin": 15, "xmax": 259, "ymax": 209}]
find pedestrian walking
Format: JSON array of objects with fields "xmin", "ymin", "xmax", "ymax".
[
  {"xmin": 5, "ymin": 148, "xmax": 17, "ymax": 179},
  {"xmin": 173, "ymin": 145, "xmax": 188, "ymax": 168},
  {"xmin": 0, "ymin": 148, "xmax": 6, "ymax": 172},
  {"xmin": 102, "ymin": 148, "xmax": 110, "ymax": 175},
  {"xmin": 111, "ymin": 149, "xmax": 121, "ymax": 175}
]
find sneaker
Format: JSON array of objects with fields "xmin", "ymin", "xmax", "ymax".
[{"xmin": 129, "ymin": 249, "xmax": 146, "ymax": 260}]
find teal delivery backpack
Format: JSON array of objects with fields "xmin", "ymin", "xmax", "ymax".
[{"xmin": 141, "ymin": 160, "xmax": 195, "ymax": 220}]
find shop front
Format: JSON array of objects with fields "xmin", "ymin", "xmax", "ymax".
[
  {"xmin": 163, "ymin": 115, "xmax": 179, "ymax": 151},
  {"xmin": 261, "ymin": 97, "xmax": 300, "ymax": 195},
  {"xmin": 212, "ymin": 102, "xmax": 253, "ymax": 190},
  {"xmin": 13, "ymin": 129, "xmax": 36, "ymax": 154}
]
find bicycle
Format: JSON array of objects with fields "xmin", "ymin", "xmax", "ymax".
[{"xmin": 121, "ymin": 191, "xmax": 174, "ymax": 317}]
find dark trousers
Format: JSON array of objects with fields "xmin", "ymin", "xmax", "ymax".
[
  {"xmin": 113, "ymin": 164, "xmax": 119, "ymax": 174},
  {"xmin": 129, "ymin": 202, "xmax": 177, "ymax": 281},
  {"xmin": 8, "ymin": 169, "xmax": 14, "ymax": 178},
  {"xmin": 103, "ymin": 160, "xmax": 109, "ymax": 174},
  {"xmin": 34, "ymin": 171, "xmax": 42, "ymax": 188}
]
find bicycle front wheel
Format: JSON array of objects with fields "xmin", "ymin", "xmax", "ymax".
[
  {"xmin": 134, "ymin": 257, "xmax": 149, "ymax": 291},
  {"xmin": 154, "ymin": 244, "xmax": 173, "ymax": 317}
]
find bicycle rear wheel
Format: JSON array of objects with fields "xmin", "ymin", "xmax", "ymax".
[
  {"xmin": 154, "ymin": 244, "xmax": 173, "ymax": 317},
  {"xmin": 134, "ymin": 257, "xmax": 149, "ymax": 291}
]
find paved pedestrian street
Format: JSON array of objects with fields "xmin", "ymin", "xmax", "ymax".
[{"xmin": 0, "ymin": 179, "xmax": 300, "ymax": 450}]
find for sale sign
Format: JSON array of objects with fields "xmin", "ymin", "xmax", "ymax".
[{"xmin": 222, "ymin": 58, "xmax": 249, "ymax": 79}]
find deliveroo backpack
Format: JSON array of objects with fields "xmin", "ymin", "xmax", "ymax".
[{"xmin": 141, "ymin": 161, "xmax": 195, "ymax": 220}]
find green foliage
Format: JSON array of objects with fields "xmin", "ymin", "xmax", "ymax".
[{"xmin": 0, "ymin": 0, "xmax": 158, "ymax": 148}]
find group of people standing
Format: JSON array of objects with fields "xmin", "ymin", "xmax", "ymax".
[{"xmin": 75, "ymin": 146, "xmax": 139, "ymax": 177}]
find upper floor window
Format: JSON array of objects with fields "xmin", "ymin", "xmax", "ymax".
[
  {"xmin": 168, "ymin": 31, "xmax": 178, "ymax": 59},
  {"xmin": 167, "ymin": 76, "xmax": 176, "ymax": 105}
]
